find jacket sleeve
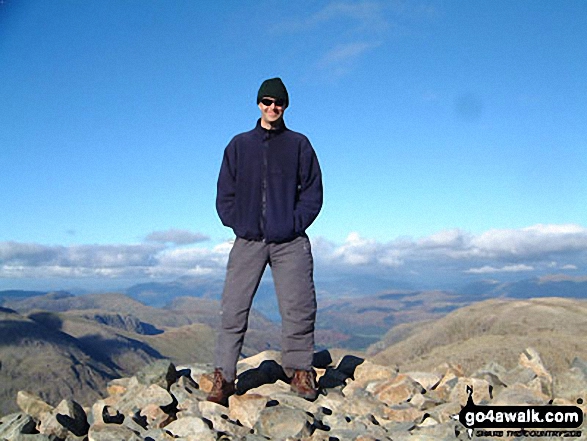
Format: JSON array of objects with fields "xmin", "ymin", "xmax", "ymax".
[
  {"xmin": 216, "ymin": 142, "xmax": 237, "ymax": 228},
  {"xmin": 294, "ymin": 139, "xmax": 323, "ymax": 233}
]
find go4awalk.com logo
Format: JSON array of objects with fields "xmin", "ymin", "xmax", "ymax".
[{"xmin": 454, "ymin": 386, "xmax": 584, "ymax": 439}]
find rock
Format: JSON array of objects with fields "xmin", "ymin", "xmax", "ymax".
[
  {"xmin": 0, "ymin": 413, "xmax": 37, "ymax": 439},
  {"xmin": 433, "ymin": 362, "xmax": 465, "ymax": 379},
  {"xmin": 245, "ymin": 380, "xmax": 291, "ymax": 397},
  {"xmin": 412, "ymin": 421, "xmax": 457, "ymax": 440},
  {"xmin": 198, "ymin": 372, "xmax": 215, "ymax": 394},
  {"xmin": 228, "ymin": 393, "xmax": 268, "ymax": 429},
  {"xmin": 409, "ymin": 392, "xmax": 441, "ymax": 410},
  {"xmin": 554, "ymin": 365, "xmax": 587, "ymax": 401},
  {"xmin": 570, "ymin": 356, "xmax": 587, "ymax": 377},
  {"xmin": 139, "ymin": 403, "xmax": 173, "ymax": 429},
  {"xmin": 270, "ymin": 392, "xmax": 320, "ymax": 414},
  {"xmin": 405, "ymin": 371, "xmax": 442, "ymax": 391},
  {"xmin": 518, "ymin": 347, "xmax": 553, "ymax": 397},
  {"xmin": 347, "ymin": 360, "xmax": 390, "ymax": 384},
  {"xmin": 493, "ymin": 383, "xmax": 550, "ymax": 405},
  {"xmin": 370, "ymin": 373, "xmax": 425, "ymax": 406},
  {"xmin": 38, "ymin": 399, "xmax": 89, "ymax": 438},
  {"xmin": 106, "ymin": 377, "xmax": 133, "ymax": 396},
  {"xmin": 164, "ymin": 416, "xmax": 215, "ymax": 440},
  {"xmin": 380, "ymin": 403, "xmax": 425, "ymax": 423},
  {"xmin": 90, "ymin": 403, "xmax": 124, "ymax": 425},
  {"xmin": 16, "ymin": 391, "xmax": 53, "ymax": 420},
  {"xmin": 136, "ymin": 360, "xmax": 178, "ymax": 390},
  {"xmin": 448, "ymin": 377, "xmax": 492, "ymax": 405},
  {"xmin": 6, "ymin": 347, "xmax": 583, "ymax": 441},
  {"xmin": 88, "ymin": 423, "xmax": 143, "ymax": 441},
  {"xmin": 426, "ymin": 400, "xmax": 462, "ymax": 424},
  {"xmin": 171, "ymin": 375, "xmax": 207, "ymax": 410},
  {"xmin": 500, "ymin": 366, "xmax": 538, "ymax": 393},
  {"xmin": 254, "ymin": 405, "xmax": 312, "ymax": 439},
  {"xmin": 120, "ymin": 384, "xmax": 175, "ymax": 417},
  {"xmin": 472, "ymin": 361, "xmax": 508, "ymax": 385},
  {"xmin": 238, "ymin": 350, "xmax": 282, "ymax": 371},
  {"xmin": 198, "ymin": 400, "xmax": 251, "ymax": 437}
]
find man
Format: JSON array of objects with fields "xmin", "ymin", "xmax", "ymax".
[{"xmin": 208, "ymin": 78, "xmax": 323, "ymax": 406}]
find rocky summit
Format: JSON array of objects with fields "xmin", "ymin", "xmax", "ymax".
[{"xmin": 0, "ymin": 348, "xmax": 585, "ymax": 441}]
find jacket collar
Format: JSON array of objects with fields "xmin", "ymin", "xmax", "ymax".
[{"xmin": 255, "ymin": 118, "xmax": 287, "ymax": 138}]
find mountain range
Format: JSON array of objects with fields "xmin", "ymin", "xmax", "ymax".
[{"xmin": 0, "ymin": 275, "xmax": 586, "ymax": 417}]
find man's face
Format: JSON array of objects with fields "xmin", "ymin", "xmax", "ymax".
[{"xmin": 258, "ymin": 96, "xmax": 286, "ymax": 128}]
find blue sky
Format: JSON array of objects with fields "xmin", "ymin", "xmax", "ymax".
[{"xmin": 1, "ymin": 1, "xmax": 586, "ymax": 291}]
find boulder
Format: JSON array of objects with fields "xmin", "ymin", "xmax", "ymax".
[{"xmin": 254, "ymin": 405, "xmax": 312, "ymax": 439}]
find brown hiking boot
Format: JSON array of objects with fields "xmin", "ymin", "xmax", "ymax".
[
  {"xmin": 290, "ymin": 369, "xmax": 318, "ymax": 401},
  {"xmin": 206, "ymin": 369, "xmax": 235, "ymax": 407}
]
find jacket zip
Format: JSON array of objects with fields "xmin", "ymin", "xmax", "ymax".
[{"xmin": 261, "ymin": 135, "xmax": 268, "ymax": 242}]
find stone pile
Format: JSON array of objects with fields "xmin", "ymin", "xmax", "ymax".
[{"xmin": 0, "ymin": 348, "xmax": 585, "ymax": 440}]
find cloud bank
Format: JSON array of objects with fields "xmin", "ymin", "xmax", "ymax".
[{"xmin": 1, "ymin": 224, "xmax": 585, "ymax": 288}]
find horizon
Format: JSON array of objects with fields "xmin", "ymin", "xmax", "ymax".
[{"xmin": 1, "ymin": 1, "xmax": 586, "ymax": 291}]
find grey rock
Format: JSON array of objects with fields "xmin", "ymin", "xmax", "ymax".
[
  {"xmin": 170, "ymin": 375, "xmax": 206, "ymax": 410},
  {"xmin": 499, "ymin": 365, "xmax": 537, "ymax": 387},
  {"xmin": 254, "ymin": 405, "xmax": 312, "ymax": 439},
  {"xmin": 88, "ymin": 423, "xmax": 143, "ymax": 441},
  {"xmin": 493, "ymin": 383, "xmax": 550, "ymax": 405},
  {"xmin": 0, "ymin": 413, "xmax": 37, "ymax": 439},
  {"xmin": 404, "ymin": 371, "xmax": 442, "ymax": 391},
  {"xmin": 198, "ymin": 400, "xmax": 251, "ymax": 437},
  {"xmin": 409, "ymin": 392, "xmax": 441, "ymax": 410},
  {"xmin": 554, "ymin": 366, "xmax": 587, "ymax": 401},
  {"xmin": 136, "ymin": 360, "xmax": 178, "ymax": 390},
  {"xmin": 5, "ymin": 435, "xmax": 59, "ymax": 441},
  {"xmin": 228, "ymin": 393, "xmax": 268, "ymax": 429},
  {"xmin": 7, "ymin": 347, "xmax": 585, "ymax": 441},
  {"xmin": 164, "ymin": 416, "xmax": 215, "ymax": 440},
  {"xmin": 38, "ymin": 400, "xmax": 74, "ymax": 439},
  {"xmin": 570, "ymin": 356, "xmax": 587, "ymax": 377},
  {"xmin": 53, "ymin": 399, "xmax": 89, "ymax": 437},
  {"xmin": 16, "ymin": 391, "xmax": 53, "ymax": 420},
  {"xmin": 115, "ymin": 383, "xmax": 175, "ymax": 417}
]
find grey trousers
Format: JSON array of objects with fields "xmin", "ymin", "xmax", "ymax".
[{"xmin": 214, "ymin": 235, "xmax": 317, "ymax": 382}]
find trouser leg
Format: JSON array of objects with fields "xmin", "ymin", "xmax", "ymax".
[
  {"xmin": 214, "ymin": 238, "xmax": 268, "ymax": 382},
  {"xmin": 270, "ymin": 235, "xmax": 317, "ymax": 371}
]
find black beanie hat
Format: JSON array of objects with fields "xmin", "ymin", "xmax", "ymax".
[{"xmin": 257, "ymin": 77, "xmax": 289, "ymax": 108}]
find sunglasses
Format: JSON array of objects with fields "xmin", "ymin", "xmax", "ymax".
[{"xmin": 260, "ymin": 98, "xmax": 285, "ymax": 107}]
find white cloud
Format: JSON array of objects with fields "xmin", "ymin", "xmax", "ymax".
[
  {"xmin": 469, "ymin": 224, "xmax": 587, "ymax": 258},
  {"xmin": 1, "ymin": 224, "xmax": 586, "ymax": 286},
  {"xmin": 313, "ymin": 224, "xmax": 587, "ymax": 278},
  {"xmin": 417, "ymin": 228, "xmax": 468, "ymax": 249},
  {"xmin": 561, "ymin": 264, "xmax": 578, "ymax": 270},
  {"xmin": 464, "ymin": 264, "xmax": 535, "ymax": 274},
  {"xmin": 145, "ymin": 229, "xmax": 209, "ymax": 245}
]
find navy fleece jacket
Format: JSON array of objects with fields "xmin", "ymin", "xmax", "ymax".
[{"xmin": 216, "ymin": 119, "xmax": 323, "ymax": 243}]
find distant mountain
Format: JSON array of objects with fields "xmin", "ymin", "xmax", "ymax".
[
  {"xmin": 0, "ymin": 308, "xmax": 118, "ymax": 416},
  {"xmin": 125, "ymin": 276, "xmax": 283, "ymax": 320},
  {"xmin": 456, "ymin": 275, "xmax": 587, "ymax": 300},
  {"xmin": 316, "ymin": 290, "xmax": 466, "ymax": 350},
  {"xmin": 125, "ymin": 277, "xmax": 224, "ymax": 307},
  {"xmin": 0, "ymin": 290, "xmax": 49, "ymax": 300},
  {"xmin": 0, "ymin": 291, "xmax": 281, "ymax": 416},
  {"xmin": 369, "ymin": 296, "xmax": 587, "ymax": 377}
]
